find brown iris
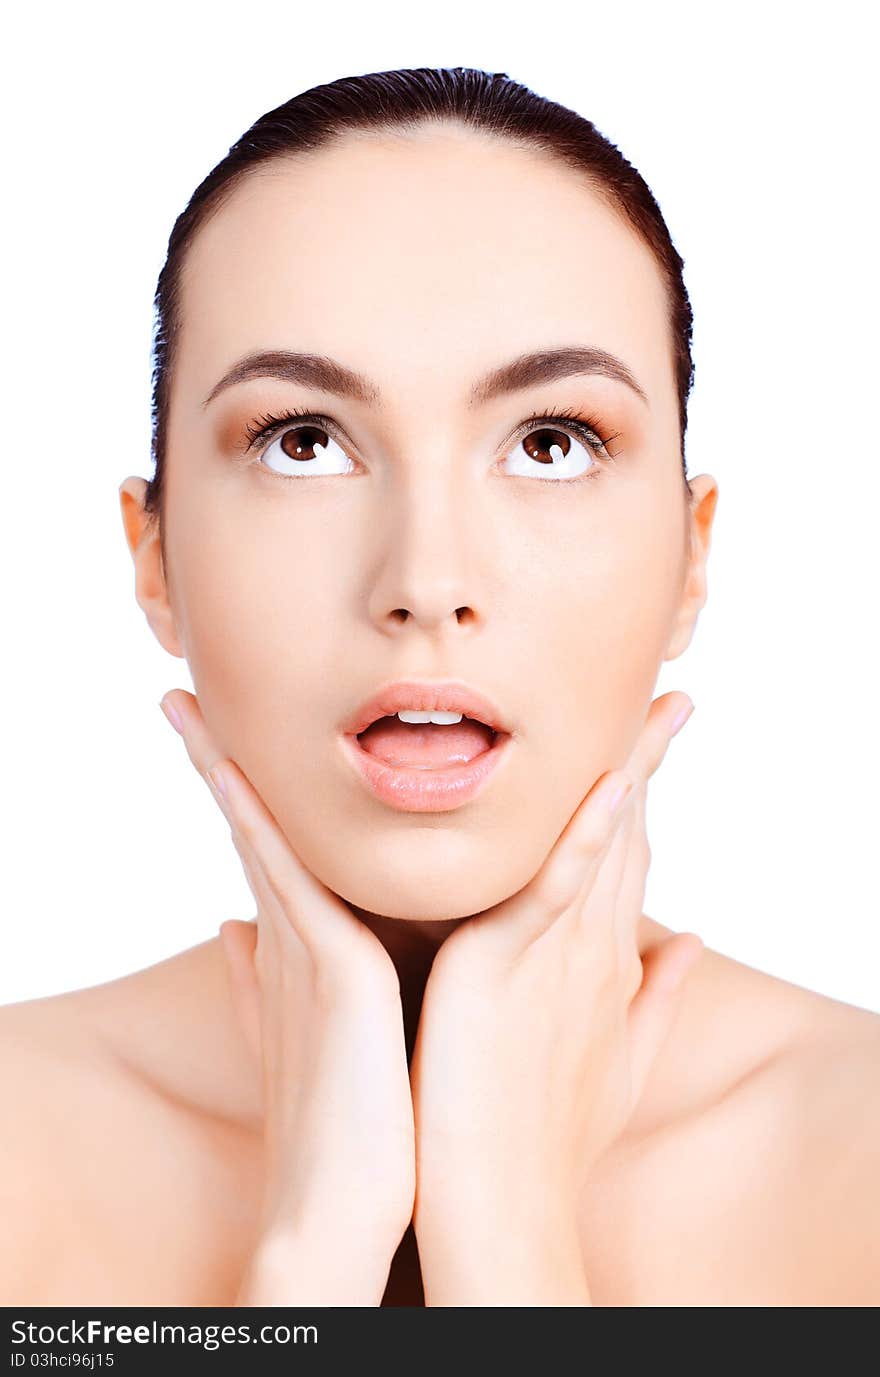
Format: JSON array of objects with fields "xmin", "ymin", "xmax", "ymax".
[
  {"xmin": 522, "ymin": 426, "xmax": 572, "ymax": 466},
  {"xmin": 280, "ymin": 425, "xmax": 330, "ymax": 462}
]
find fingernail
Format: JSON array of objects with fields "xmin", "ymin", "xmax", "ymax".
[
  {"xmin": 669, "ymin": 699, "xmax": 695, "ymax": 738},
  {"xmin": 160, "ymin": 695, "xmax": 184, "ymax": 735},
  {"xmin": 206, "ymin": 765, "xmax": 228, "ymax": 802},
  {"xmin": 609, "ymin": 775, "xmax": 633, "ymax": 816}
]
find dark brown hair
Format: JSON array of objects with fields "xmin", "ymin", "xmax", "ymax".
[{"xmin": 145, "ymin": 65, "xmax": 695, "ymax": 527}]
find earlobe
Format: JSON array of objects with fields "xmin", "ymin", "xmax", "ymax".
[
  {"xmin": 663, "ymin": 474, "xmax": 719, "ymax": 662},
  {"xmin": 118, "ymin": 476, "xmax": 185, "ymax": 659}
]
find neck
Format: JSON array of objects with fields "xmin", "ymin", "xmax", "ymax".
[{"xmin": 350, "ymin": 904, "xmax": 463, "ymax": 965}]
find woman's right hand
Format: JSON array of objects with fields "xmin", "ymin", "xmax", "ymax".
[{"xmin": 159, "ymin": 689, "xmax": 415, "ymax": 1305}]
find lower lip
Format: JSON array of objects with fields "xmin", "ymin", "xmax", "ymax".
[{"xmin": 338, "ymin": 729, "xmax": 514, "ymax": 812}]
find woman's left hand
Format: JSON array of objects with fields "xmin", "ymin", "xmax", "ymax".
[{"xmin": 409, "ymin": 690, "xmax": 703, "ymax": 1304}]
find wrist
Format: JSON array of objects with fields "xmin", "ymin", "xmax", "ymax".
[
  {"xmin": 238, "ymin": 1219, "xmax": 400, "ymax": 1307},
  {"xmin": 414, "ymin": 1197, "xmax": 591, "ymax": 1306}
]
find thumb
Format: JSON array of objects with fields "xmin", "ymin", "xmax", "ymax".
[
  {"xmin": 219, "ymin": 918, "xmax": 261, "ymax": 1069},
  {"xmin": 626, "ymin": 931, "xmax": 704, "ymax": 1107}
]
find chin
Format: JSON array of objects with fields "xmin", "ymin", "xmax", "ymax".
[
  {"xmin": 332, "ymin": 870, "xmax": 517, "ymax": 924},
  {"xmin": 313, "ymin": 828, "xmax": 536, "ymax": 923}
]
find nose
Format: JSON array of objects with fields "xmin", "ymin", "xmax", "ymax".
[{"xmin": 364, "ymin": 466, "xmax": 486, "ymax": 639}]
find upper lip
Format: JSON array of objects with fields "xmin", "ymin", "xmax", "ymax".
[{"xmin": 342, "ymin": 679, "xmax": 515, "ymax": 738}]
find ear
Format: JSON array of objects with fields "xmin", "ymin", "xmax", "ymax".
[
  {"xmin": 118, "ymin": 476, "xmax": 185, "ymax": 658},
  {"xmin": 663, "ymin": 473, "xmax": 719, "ymax": 661}
]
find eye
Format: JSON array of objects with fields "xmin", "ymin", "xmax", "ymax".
[
  {"xmin": 501, "ymin": 409, "xmax": 618, "ymax": 483},
  {"xmin": 242, "ymin": 408, "xmax": 357, "ymax": 478},
  {"xmin": 259, "ymin": 420, "xmax": 355, "ymax": 478}
]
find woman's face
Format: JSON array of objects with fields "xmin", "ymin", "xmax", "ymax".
[{"xmin": 123, "ymin": 125, "xmax": 716, "ymax": 922}]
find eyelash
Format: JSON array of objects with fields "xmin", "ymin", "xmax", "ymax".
[{"xmin": 241, "ymin": 403, "xmax": 622, "ymax": 484}]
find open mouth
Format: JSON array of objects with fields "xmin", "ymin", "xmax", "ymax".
[
  {"xmin": 355, "ymin": 713, "xmax": 499, "ymax": 771},
  {"xmin": 338, "ymin": 682, "xmax": 515, "ymax": 811}
]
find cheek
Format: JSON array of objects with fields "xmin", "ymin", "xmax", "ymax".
[
  {"xmin": 167, "ymin": 507, "xmax": 341, "ymax": 782},
  {"xmin": 551, "ymin": 575, "xmax": 673, "ymax": 721},
  {"xmin": 532, "ymin": 505, "xmax": 684, "ymax": 780}
]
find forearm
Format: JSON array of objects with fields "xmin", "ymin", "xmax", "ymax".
[
  {"xmin": 415, "ymin": 1203, "xmax": 593, "ymax": 1306},
  {"xmin": 234, "ymin": 1224, "xmax": 397, "ymax": 1307}
]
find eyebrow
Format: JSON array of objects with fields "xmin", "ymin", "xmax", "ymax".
[{"xmin": 201, "ymin": 345, "xmax": 649, "ymax": 411}]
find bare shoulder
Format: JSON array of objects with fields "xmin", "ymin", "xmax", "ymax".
[
  {"xmin": 0, "ymin": 991, "xmax": 130, "ymax": 1301},
  {"xmin": 0, "ymin": 962, "xmax": 262, "ymax": 1304},
  {"xmin": 597, "ymin": 925, "xmax": 880, "ymax": 1304},
  {"xmin": 761, "ymin": 991, "xmax": 880, "ymax": 1304},
  {"xmin": 692, "ymin": 940, "xmax": 880, "ymax": 1301}
]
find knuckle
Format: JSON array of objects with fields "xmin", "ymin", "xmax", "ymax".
[
  {"xmin": 250, "ymin": 848, "xmax": 282, "ymax": 892},
  {"xmin": 579, "ymin": 918, "xmax": 618, "ymax": 986},
  {"xmin": 534, "ymin": 872, "xmax": 576, "ymax": 921},
  {"xmin": 637, "ymin": 832, "xmax": 651, "ymax": 871},
  {"xmin": 623, "ymin": 952, "xmax": 644, "ymax": 1001},
  {"xmin": 594, "ymin": 949, "xmax": 619, "ymax": 999},
  {"xmin": 229, "ymin": 828, "xmax": 251, "ymax": 862},
  {"xmin": 314, "ymin": 950, "xmax": 362, "ymax": 1006},
  {"xmin": 235, "ymin": 812, "xmax": 259, "ymax": 849},
  {"xmin": 579, "ymin": 814, "xmax": 611, "ymax": 857}
]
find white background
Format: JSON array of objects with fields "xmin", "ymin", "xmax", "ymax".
[{"xmin": 2, "ymin": 1, "xmax": 877, "ymax": 1010}]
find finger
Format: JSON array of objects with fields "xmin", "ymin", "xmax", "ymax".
[
  {"xmin": 160, "ymin": 689, "xmax": 294, "ymax": 932},
  {"xmin": 487, "ymin": 765, "xmax": 637, "ymax": 955},
  {"xmin": 626, "ymin": 931, "xmax": 704, "ymax": 1107},
  {"xmin": 606, "ymin": 695, "xmax": 691, "ymax": 986},
  {"xmin": 615, "ymin": 781, "xmax": 650, "ymax": 934},
  {"xmin": 486, "ymin": 693, "xmax": 692, "ymax": 957},
  {"xmin": 603, "ymin": 780, "xmax": 650, "ymax": 986},
  {"xmin": 561, "ymin": 692, "xmax": 690, "ymax": 951},
  {"xmin": 159, "ymin": 689, "xmax": 360, "ymax": 957},
  {"xmin": 219, "ymin": 918, "xmax": 262, "ymax": 1068},
  {"xmin": 227, "ymin": 822, "xmax": 290, "ymax": 940},
  {"xmin": 572, "ymin": 786, "xmax": 640, "ymax": 980},
  {"xmin": 625, "ymin": 691, "xmax": 695, "ymax": 791}
]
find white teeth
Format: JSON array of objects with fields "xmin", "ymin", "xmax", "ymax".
[{"xmin": 396, "ymin": 710, "xmax": 464, "ymax": 725}]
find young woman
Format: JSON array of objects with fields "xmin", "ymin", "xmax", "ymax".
[{"xmin": 4, "ymin": 67, "xmax": 878, "ymax": 1307}]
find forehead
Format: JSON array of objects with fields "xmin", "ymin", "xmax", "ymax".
[{"xmin": 176, "ymin": 126, "xmax": 673, "ymax": 415}]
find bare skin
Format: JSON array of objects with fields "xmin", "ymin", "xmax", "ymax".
[
  {"xmin": 2, "ymin": 900, "xmax": 878, "ymax": 1304},
  {"xmin": 3, "ymin": 124, "xmax": 878, "ymax": 1305}
]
